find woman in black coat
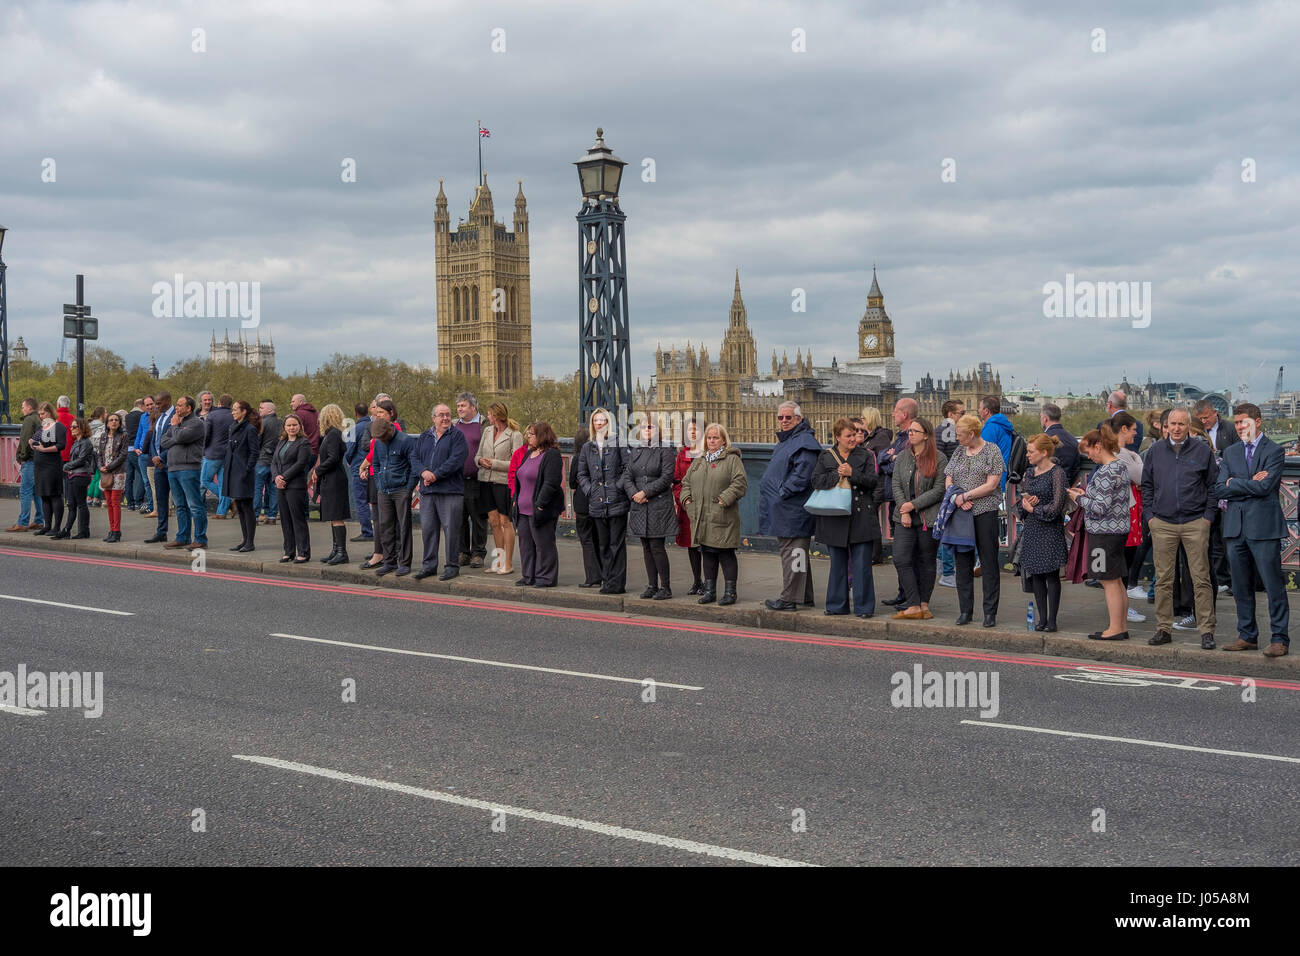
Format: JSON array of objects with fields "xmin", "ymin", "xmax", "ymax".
[
  {"xmin": 30, "ymin": 403, "xmax": 67, "ymax": 535},
  {"xmin": 312, "ymin": 404, "xmax": 351, "ymax": 566},
  {"xmin": 622, "ymin": 419, "xmax": 678, "ymax": 599},
  {"xmin": 511, "ymin": 422, "xmax": 565, "ymax": 587},
  {"xmin": 272, "ymin": 414, "xmax": 313, "ymax": 563},
  {"xmin": 568, "ymin": 426, "xmax": 603, "ymax": 587},
  {"xmin": 223, "ymin": 401, "xmax": 261, "ymax": 552},
  {"xmin": 810, "ymin": 418, "xmax": 880, "ymax": 617},
  {"xmin": 576, "ymin": 407, "xmax": 630, "ymax": 594}
]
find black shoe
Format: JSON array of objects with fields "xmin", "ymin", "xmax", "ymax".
[
  {"xmin": 955, "ymin": 612, "xmax": 972, "ymax": 625},
  {"xmin": 104, "ymin": 532, "xmax": 120, "ymax": 543},
  {"xmin": 413, "ymin": 569, "xmax": 437, "ymax": 580},
  {"xmin": 438, "ymin": 568, "xmax": 459, "ymax": 581},
  {"xmin": 279, "ymin": 555, "xmax": 293, "ymax": 563},
  {"xmin": 320, "ymin": 549, "xmax": 338, "ymax": 563},
  {"xmin": 855, "ymin": 612, "xmax": 873, "ymax": 619},
  {"xmin": 360, "ymin": 558, "xmax": 383, "ymax": 570},
  {"xmin": 350, "ymin": 534, "xmax": 374, "ymax": 543},
  {"xmin": 1201, "ymin": 634, "xmax": 1216, "ymax": 650},
  {"xmin": 374, "ymin": 565, "xmax": 395, "ymax": 576},
  {"xmin": 719, "ymin": 584, "xmax": 737, "ymax": 607},
  {"xmin": 882, "ymin": 595, "xmax": 906, "ymax": 607},
  {"xmin": 515, "ymin": 578, "xmax": 531, "ymax": 587},
  {"xmin": 144, "ymin": 533, "xmax": 167, "ymax": 543},
  {"xmin": 70, "ymin": 532, "xmax": 89, "ymax": 540},
  {"xmin": 394, "ymin": 567, "xmax": 411, "ymax": 577},
  {"xmin": 765, "ymin": 599, "xmax": 798, "ymax": 612},
  {"xmin": 229, "ymin": 544, "xmax": 245, "ymax": 551},
  {"xmin": 578, "ymin": 581, "xmax": 601, "ymax": 588},
  {"xmin": 293, "ymin": 555, "xmax": 311, "ymax": 564},
  {"xmin": 698, "ymin": 589, "xmax": 716, "ymax": 605},
  {"xmin": 52, "ymin": 530, "xmax": 70, "ymax": 540},
  {"xmin": 1043, "ymin": 623, "xmax": 1057, "ymax": 632},
  {"xmin": 237, "ymin": 544, "xmax": 255, "ymax": 553},
  {"xmin": 824, "ymin": 609, "xmax": 848, "ymax": 616},
  {"xmin": 1034, "ymin": 623, "xmax": 1049, "ymax": 631},
  {"xmin": 653, "ymin": 588, "xmax": 672, "ymax": 600},
  {"xmin": 686, "ymin": 582, "xmax": 704, "ymax": 596},
  {"xmin": 640, "ymin": 586, "xmax": 658, "ymax": 599},
  {"xmin": 982, "ymin": 614, "xmax": 996, "ymax": 628},
  {"xmin": 325, "ymin": 551, "xmax": 348, "ymax": 565},
  {"xmin": 1148, "ymin": 631, "xmax": 1172, "ymax": 646},
  {"xmin": 1088, "ymin": 631, "xmax": 1130, "ymax": 641}
]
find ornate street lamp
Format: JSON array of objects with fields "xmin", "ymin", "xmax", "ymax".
[
  {"xmin": 575, "ymin": 129, "xmax": 632, "ymax": 430},
  {"xmin": 0, "ymin": 225, "xmax": 10, "ymax": 423}
]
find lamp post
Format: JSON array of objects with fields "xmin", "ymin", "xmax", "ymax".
[
  {"xmin": 575, "ymin": 128, "xmax": 632, "ymax": 432},
  {"xmin": 0, "ymin": 225, "xmax": 9, "ymax": 423}
]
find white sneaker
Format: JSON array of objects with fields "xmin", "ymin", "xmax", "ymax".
[
  {"xmin": 938, "ymin": 574, "xmax": 956, "ymax": 588},
  {"xmin": 1173, "ymin": 615, "xmax": 1197, "ymax": 631},
  {"xmin": 1217, "ymin": 584, "xmax": 1230, "ymax": 593},
  {"xmin": 1127, "ymin": 607, "xmax": 1146, "ymax": 623},
  {"xmin": 1126, "ymin": 585, "xmax": 1148, "ymax": 600}
]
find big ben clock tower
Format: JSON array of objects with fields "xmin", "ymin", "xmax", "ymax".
[{"xmin": 858, "ymin": 265, "xmax": 894, "ymax": 359}]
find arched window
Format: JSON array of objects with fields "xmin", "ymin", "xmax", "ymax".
[
  {"xmin": 473, "ymin": 355, "xmax": 481, "ymax": 377},
  {"xmin": 472, "ymin": 286, "xmax": 479, "ymax": 320},
  {"xmin": 453, "ymin": 288, "xmax": 460, "ymax": 324},
  {"xmin": 508, "ymin": 287, "xmax": 516, "ymax": 323},
  {"xmin": 455, "ymin": 355, "xmax": 462, "ymax": 375},
  {"xmin": 512, "ymin": 354, "xmax": 520, "ymax": 389}
]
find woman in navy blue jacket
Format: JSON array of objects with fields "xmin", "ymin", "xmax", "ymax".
[
  {"xmin": 223, "ymin": 400, "xmax": 261, "ymax": 553},
  {"xmin": 272, "ymin": 414, "xmax": 313, "ymax": 563}
]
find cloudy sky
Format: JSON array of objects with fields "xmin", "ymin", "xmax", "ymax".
[{"xmin": 2, "ymin": 0, "xmax": 1297, "ymax": 400}]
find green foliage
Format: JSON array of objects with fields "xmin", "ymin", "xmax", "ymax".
[{"xmin": 7, "ymin": 352, "xmax": 583, "ymax": 436}]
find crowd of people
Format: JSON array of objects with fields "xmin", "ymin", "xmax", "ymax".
[{"xmin": 6, "ymin": 387, "xmax": 1292, "ymax": 656}]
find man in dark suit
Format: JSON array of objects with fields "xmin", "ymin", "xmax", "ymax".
[
  {"xmin": 1098, "ymin": 390, "xmax": 1143, "ymax": 454},
  {"xmin": 1196, "ymin": 399, "xmax": 1241, "ymax": 591},
  {"xmin": 1213, "ymin": 403, "xmax": 1290, "ymax": 657},
  {"xmin": 1040, "ymin": 403, "xmax": 1080, "ymax": 484}
]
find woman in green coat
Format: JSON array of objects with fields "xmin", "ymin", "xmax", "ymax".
[{"xmin": 680, "ymin": 423, "xmax": 748, "ymax": 606}]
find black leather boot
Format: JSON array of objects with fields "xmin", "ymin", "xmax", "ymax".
[
  {"xmin": 718, "ymin": 582, "xmax": 737, "ymax": 606},
  {"xmin": 325, "ymin": 526, "xmax": 349, "ymax": 566}
]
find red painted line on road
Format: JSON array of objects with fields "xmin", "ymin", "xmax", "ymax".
[{"xmin": 3, "ymin": 545, "xmax": 1298, "ymax": 690}]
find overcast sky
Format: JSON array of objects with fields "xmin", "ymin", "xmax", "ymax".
[{"xmin": 2, "ymin": 0, "xmax": 1296, "ymax": 400}]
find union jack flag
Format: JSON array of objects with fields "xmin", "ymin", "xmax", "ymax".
[{"xmin": 479, "ymin": 127, "xmax": 491, "ymax": 138}]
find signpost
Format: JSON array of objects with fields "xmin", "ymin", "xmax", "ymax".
[{"xmin": 63, "ymin": 275, "xmax": 96, "ymax": 417}]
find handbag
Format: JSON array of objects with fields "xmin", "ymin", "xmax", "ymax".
[{"xmin": 804, "ymin": 450, "xmax": 853, "ymax": 517}]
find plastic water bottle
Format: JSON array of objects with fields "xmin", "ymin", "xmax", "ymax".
[{"xmin": 1026, "ymin": 601, "xmax": 1035, "ymax": 631}]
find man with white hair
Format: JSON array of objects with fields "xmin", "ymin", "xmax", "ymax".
[
  {"xmin": 1099, "ymin": 390, "xmax": 1142, "ymax": 454},
  {"xmin": 758, "ymin": 401, "xmax": 822, "ymax": 611}
]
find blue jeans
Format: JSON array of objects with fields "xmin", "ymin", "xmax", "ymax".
[
  {"xmin": 939, "ymin": 543, "xmax": 955, "ymax": 576},
  {"xmin": 19, "ymin": 460, "xmax": 44, "ymax": 526},
  {"xmin": 200, "ymin": 458, "xmax": 230, "ymax": 515},
  {"xmin": 171, "ymin": 469, "xmax": 208, "ymax": 544},
  {"xmin": 351, "ymin": 467, "xmax": 372, "ymax": 536},
  {"xmin": 254, "ymin": 465, "xmax": 278, "ymax": 518},
  {"xmin": 134, "ymin": 452, "xmax": 154, "ymax": 511}
]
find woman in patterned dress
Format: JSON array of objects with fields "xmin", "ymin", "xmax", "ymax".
[{"xmin": 1015, "ymin": 434, "xmax": 1068, "ymax": 631}]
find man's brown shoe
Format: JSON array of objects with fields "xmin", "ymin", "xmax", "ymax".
[
  {"xmin": 1264, "ymin": 643, "xmax": 1289, "ymax": 658},
  {"xmin": 5, "ymin": 524, "xmax": 27, "ymax": 532},
  {"xmin": 163, "ymin": 540, "xmax": 191, "ymax": 549},
  {"xmin": 1221, "ymin": 639, "xmax": 1259, "ymax": 652}
]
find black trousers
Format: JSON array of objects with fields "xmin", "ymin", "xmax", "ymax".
[
  {"xmin": 153, "ymin": 467, "xmax": 171, "ymax": 537},
  {"xmin": 592, "ymin": 513, "xmax": 628, "ymax": 591},
  {"xmin": 700, "ymin": 545, "xmax": 738, "ymax": 587},
  {"xmin": 575, "ymin": 512, "xmax": 604, "ymax": 585},
  {"xmin": 1029, "ymin": 572, "xmax": 1062, "ymax": 628},
  {"xmin": 1208, "ymin": 509, "xmax": 1231, "ymax": 588},
  {"xmin": 376, "ymin": 488, "xmax": 412, "ymax": 570},
  {"xmin": 65, "ymin": 475, "xmax": 91, "ymax": 534},
  {"xmin": 893, "ymin": 522, "xmax": 938, "ymax": 607},
  {"xmin": 234, "ymin": 498, "xmax": 256, "ymax": 547},
  {"xmin": 1127, "ymin": 517, "xmax": 1152, "ymax": 588},
  {"xmin": 461, "ymin": 476, "xmax": 488, "ymax": 558},
  {"xmin": 955, "ymin": 510, "xmax": 1000, "ymax": 616},
  {"xmin": 641, "ymin": 536, "xmax": 670, "ymax": 590},
  {"xmin": 41, "ymin": 495, "xmax": 65, "ymax": 536},
  {"xmin": 516, "ymin": 513, "xmax": 559, "ymax": 586},
  {"xmin": 280, "ymin": 483, "xmax": 311, "ymax": 557}
]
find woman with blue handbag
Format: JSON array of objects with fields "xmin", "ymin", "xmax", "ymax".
[{"xmin": 810, "ymin": 418, "xmax": 878, "ymax": 617}]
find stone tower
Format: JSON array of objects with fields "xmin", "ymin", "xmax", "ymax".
[
  {"xmin": 720, "ymin": 270, "xmax": 758, "ymax": 382},
  {"xmin": 857, "ymin": 265, "xmax": 895, "ymax": 359},
  {"xmin": 435, "ymin": 176, "xmax": 533, "ymax": 391}
]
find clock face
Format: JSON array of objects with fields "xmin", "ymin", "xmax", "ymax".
[
  {"xmin": 586, "ymin": 239, "xmax": 597, "ymax": 255},
  {"xmin": 865, "ymin": 334, "xmax": 878, "ymax": 350},
  {"xmin": 589, "ymin": 361, "xmax": 601, "ymax": 379},
  {"xmin": 588, "ymin": 297, "xmax": 600, "ymax": 313}
]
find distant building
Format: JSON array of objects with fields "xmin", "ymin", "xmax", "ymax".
[
  {"xmin": 906, "ymin": 363, "xmax": 1005, "ymax": 421},
  {"xmin": 211, "ymin": 329, "xmax": 275, "ymax": 372},
  {"xmin": 9, "ymin": 336, "xmax": 30, "ymax": 364},
  {"xmin": 1111, "ymin": 376, "xmax": 1231, "ymax": 416}
]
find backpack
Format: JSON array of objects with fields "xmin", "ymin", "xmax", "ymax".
[{"xmin": 1007, "ymin": 430, "xmax": 1029, "ymax": 484}]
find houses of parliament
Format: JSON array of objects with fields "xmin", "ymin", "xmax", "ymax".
[{"xmin": 639, "ymin": 268, "xmax": 1002, "ymax": 444}]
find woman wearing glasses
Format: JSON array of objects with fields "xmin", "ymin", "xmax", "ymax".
[{"xmin": 890, "ymin": 417, "xmax": 948, "ymax": 621}]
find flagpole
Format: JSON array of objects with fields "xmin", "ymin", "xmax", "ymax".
[{"xmin": 477, "ymin": 118, "xmax": 483, "ymax": 186}]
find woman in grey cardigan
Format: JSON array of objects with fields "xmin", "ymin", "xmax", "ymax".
[
  {"xmin": 890, "ymin": 417, "xmax": 949, "ymax": 620},
  {"xmin": 623, "ymin": 418, "xmax": 678, "ymax": 599},
  {"xmin": 1069, "ymin": 426, "xmax": 1133, "ymax": 641}
]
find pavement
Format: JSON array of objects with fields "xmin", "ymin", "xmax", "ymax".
[
  {"xmin": 1, "ymin": 497, "xmax": 1295, "ymax": 682},
  {"xmin": 2, "ymin": 528, "xmax": 1298, "ymax": 866}
]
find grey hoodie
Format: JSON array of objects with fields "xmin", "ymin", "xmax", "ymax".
[{"xmin": 160, "ymin": 413, "xmax": 206, "ymax": 471}]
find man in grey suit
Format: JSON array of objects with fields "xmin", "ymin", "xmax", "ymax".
[{"xmin": 1213, "ymin": 403, "xmax": 1290, "ymax": 657}]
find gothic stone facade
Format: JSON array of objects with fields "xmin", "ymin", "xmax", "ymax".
[
  {"xmin": 435, "ymin": 178, "xmax": 533, "ymax": 392},
  {"xmin": 210, "ymin": 329, "xmax": 275, "ymax": 372}
]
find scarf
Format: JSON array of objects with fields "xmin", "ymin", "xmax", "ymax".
[{"xmin": 705, "ymin": 447, "xmax": 725, "ymax": 463}]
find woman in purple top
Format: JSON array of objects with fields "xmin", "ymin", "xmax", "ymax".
[{"xmin": 511, "ymin": 422, "xmax": 566, "ymax": 588}]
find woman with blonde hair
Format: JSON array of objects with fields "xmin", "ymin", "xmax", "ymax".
[
  {"xmin": 576, "ymin": 406, "xmax": 630, "ymax": 594},
  {"xmin": 1015, "ymin": 433, "xmax": 1068, "ymax": 631},
  {"xmin": 944, "ymin": 413, "xmax": 1007, "ymax": 626},
  {"xmin": 680, "ymin": 422, "xmax": 747, "ymax": 605},
  {"xmin": 313, "ymin": 403, "xmax": 352, "ymax": 565},
  {"xmin": 476, "ymin": 401, "xmax": 523, "ymax": 574}
]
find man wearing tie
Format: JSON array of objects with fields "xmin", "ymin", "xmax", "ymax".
[{"xmin": 1213, "ymin": 403, "xmax": 1290, "ymax": 657}]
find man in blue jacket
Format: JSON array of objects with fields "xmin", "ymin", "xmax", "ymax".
[
  {"xmin": 978, "ymin": 395, "xmax": 1015, "ymax": 493},
  {"xmin": 201, "ymin": 393, "xmax": 234, "ymax": 518},
  {"xmin": 364, "ymin": 417, "xmax": 418, "ymax": 576},
  {"xmin": 759, "ymin": 401, "xmax": 823, "ymax": 611},
  {"xmin": 130, "ymin": 395, "xmax": 156, "ymax": 515},
  {"xmin": 1214, "ymin": 404, "xmax": 1290, "ymax": 657},
  {"xmin": 346, "ymin": 402, "xmax": 373, "ymax": 542},
  {"xmin": 411, "ymin": 404, "xmax": 469, "ymax": 581}
]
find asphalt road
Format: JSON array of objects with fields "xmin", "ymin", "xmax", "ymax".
[{"xmin": 2, "ymin": 547, "xmax": 1297, "ymax": 866}]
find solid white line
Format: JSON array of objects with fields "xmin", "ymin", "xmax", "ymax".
[
  {"xmin": 233, "ymin": 755, "xmax": 815, "ymax": 867},
  {"xmin": 0, "ymin": 594, "xmax": 133, "ymax": 616},
  {"xmin": 0, "ymin": 703, "xmax": 46, "ymax": 717},
  {"xmin": 268, "ymin": 632, "xmax": 703, "ymax": 691},
  {"xmin": 962, "ymin": 720, "xmax": 1300, "ymax": 764}
]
